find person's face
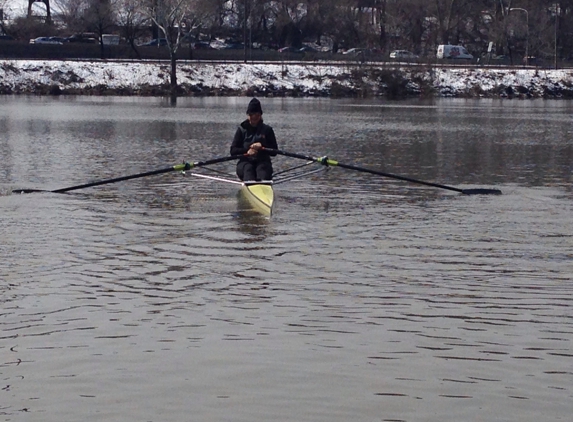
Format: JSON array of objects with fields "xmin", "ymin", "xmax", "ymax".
[{"xmin": 248, "ymin": 112, "xmax": 262, "ymax": 126}]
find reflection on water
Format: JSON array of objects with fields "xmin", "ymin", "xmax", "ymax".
[
  {"xmin": 0, "ymin": 97, "xmax": 572, "ymax": 422},
  {"xmin": 235, "ymin": 191, "xmax": 273, "ymax": 239}
]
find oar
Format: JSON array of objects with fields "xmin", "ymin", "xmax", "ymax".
[
  {"xmin": 265, "ymin": 149, "xmax": 502, "ymax": 195},
  {"xmin": 12, "ymin": 155, "xmax": 240, "ymax": 194}
]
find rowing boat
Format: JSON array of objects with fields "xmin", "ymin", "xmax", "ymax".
[
  {"xmin": 184, "ymin": 172, "xmax": 276, "ymax": 216},
  {"xmin": 240, "ymin": 181, "xmax": 274, "ymax": 216},
  {"xmin": 186, "ymin": 156, "xmax": 328, "ymax": 216},
  {"xmin": 187, "ymin": 150, "xmax": 500, "ymax": 216},
  {"xmin": 10, "ymin": 149, "xmax": 502, "ymax": 213}
]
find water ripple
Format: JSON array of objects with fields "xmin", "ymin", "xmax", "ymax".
[{"xmin": 1, "ymin": 98, "xmax": 572, "ymax": 422}]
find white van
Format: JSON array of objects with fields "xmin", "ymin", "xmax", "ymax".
[
  {"xmin": 436, "ymin": 45, "xmax": 473, "ymax": 60},
  {"xmin": 102, "ymin": 34, "xmax": 120, "ymax": 46}
]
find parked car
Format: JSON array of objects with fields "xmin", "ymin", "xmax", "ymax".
[
  {"xmin": 343, "ymin": 48, "xmax": 380, "ymax": 61},
  {"xmin": 343, "ymin": 48, "xmax": 361, "ymax": 55},
  {"xmin": 436, "ymin": 45, "xmax": 473, "ymax": 60},
  {"xmin": 278, "ymin": 46, "xmax": 299, "ymax": 53},
  {"xmin": 522, "ymin": 56, "xmax": 540, "ymax": 66},
  {"xmin": 192, "ymin": 41, "xmax": 213, "ymax": 50},
  {"xmin": 0, "ymin": 34, "xmax": 15, "ymax": 41},
  {"xmin": 66, "ymin": 33, "xmax": 98, "ymax": 44},
  {"xmin": 299, "ymin": 46, "xmax": 318, "ymax": 53},
  {"xmin": 139, "ymin": 38, "xmax": 168, "ymax": 47},
  {"xmin": 389, "ymin": 50, "xmax": 418, "ymax": 60},
  {"xmin": 484, "ymin": 54, "xmax": 511, "ymax": 65},
  {"xmin": 102, "ymin": 34, "xmax": 120, "ymax": 46},
  {"xmin": 343, "ymin": 48, "xmax": 374, "ymax": 57},
  {"xmin": 223, "ymin": 43, "xmax": 245, "ymax": 49},
  {"xmin": 29, "ymin": 37, "xmax": 64, "ymax": 45}
]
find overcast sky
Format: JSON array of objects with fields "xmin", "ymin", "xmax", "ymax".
[
  {"xmin": 3, "ymin": 0, "xmax": 51, "ymax": 18},
  {"xmin": 3, "ymin": 0, "xmax": 26, "ymax": 18}
]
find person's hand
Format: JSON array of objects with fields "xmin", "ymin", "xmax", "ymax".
[
  {"xmin": 250, "ymin": 142, "xmax": 262, "ymax": 151},
  {"xmin": 246, "ymin": 148, "xmax": 258, "ymax": 156}
]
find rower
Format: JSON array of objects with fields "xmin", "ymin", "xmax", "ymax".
[{"xmin": 229, "ymin": 98, "xmax": 279, "ymax": 182}]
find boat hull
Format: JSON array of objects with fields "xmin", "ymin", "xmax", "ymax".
[{"xmin": 240, "ymin": 182, "xmax": 274, "ymax": 216}]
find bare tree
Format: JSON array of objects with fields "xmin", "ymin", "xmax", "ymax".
[
  {"xmin": 140, "ymin": 0, "xmax": 199, "ymax": 96},
  {"xmin": 83, "ymin": 0, "xmax": 118, "ymax": 58},
  {"xmin": 116, "ymin": 0, "xmax": 148, "ymax": 58},
  {"xmin": 185, "ymin": 0, "xmax": 224, "ymax": 40},
  {"xmin": 51, "ymin": 0, "xmax": 90, "ymax": 34},
  {"xmin": 7, "ymin": 0, "xmax": 572, "ymax": 66},
  {"xmin": 555, "ymin": 1, "xmax": 571, "ymax": 63},
  {"xmin": 321, "ymin": 0, "xmax": 367, "ymax": 50},
  {"xmin": 297, "ymin": 0, "xmax": 322, "ymax": 45},
  {"xmin": 268, "ymin": 0, "xmax": 306, "ymax": 47},
  {"xmin": 428, "ymin": 0, "xmax": 476, "ymax": 44},
  {"xmin": 204, "ymin": 0, "xmax": 231, "ymax": 39},
  {"xmin": 0, "ymin": 0, "xmax": 8, "ymax": 35}
]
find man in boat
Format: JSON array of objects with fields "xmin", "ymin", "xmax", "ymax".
[{"xmin": 230, "ymin": 98, "xmax": 278, "ymax": 181}]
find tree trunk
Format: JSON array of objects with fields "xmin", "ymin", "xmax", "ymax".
[
  {"xmin": 377, "ymin": 1, "xmax": 387, "ymax": 52},
  {"xmin": 170, "ymin": 53, "xmax": 178, "ymax": 97}
]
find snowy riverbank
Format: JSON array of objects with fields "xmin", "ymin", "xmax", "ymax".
[{"xmin": 2, "ymin": 59, "xmax": 573, "ymax": 98}]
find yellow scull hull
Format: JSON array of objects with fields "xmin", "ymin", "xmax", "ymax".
[{"xmin": 240, "ymin": 182, "xmax": 274, "ymax": 216}]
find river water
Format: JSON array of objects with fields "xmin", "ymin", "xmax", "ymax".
[{"xmin": 1, "ymin": 96, "xmax": 572, "ymax": 422}]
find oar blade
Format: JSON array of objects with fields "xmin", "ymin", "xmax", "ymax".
[
  {"xmin": 461, "ymin": 188, "xmax": 502, "ymax": 195},
  {"xmin": 10, "ymin": 188, "xmax": 50, "ymax": 194}
]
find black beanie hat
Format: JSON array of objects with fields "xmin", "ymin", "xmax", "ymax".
[{"xmin": 246, "ymin": 98, "xmax": 263, "ymax": 114}]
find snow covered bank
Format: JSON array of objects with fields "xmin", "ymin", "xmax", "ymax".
[{"xmin": 2, "ymin": 60, "xmax": 573, "ymax": 98}]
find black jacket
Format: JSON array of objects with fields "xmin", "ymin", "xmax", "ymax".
[{"xmin": 230, "ymin": 119, "xmax": 278, "ymax": 162}]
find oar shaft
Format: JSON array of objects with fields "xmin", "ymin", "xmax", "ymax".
[
  {"xmin": 51, "ymin": 155, "xmax": 240, "ymax": 194},
  {"xmin": 333, "ymin": 161, "xmax": 465, "ymax": 193},
  {"xmin": 265, "ymin": 148, "xmax": 501, "ymax": 195},
  {"xmin": 52, "ymin": 166, "xmax": 178, "ymax": 193}
]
